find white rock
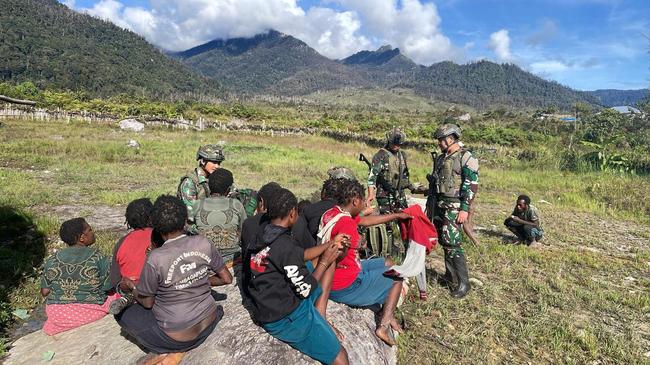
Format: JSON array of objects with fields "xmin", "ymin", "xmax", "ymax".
[
  {"xmin": 456, "ymin": 113, "xmax": 471, "ymax": 121},
  {"xmin": 118, "ymin": 119, "xmax": 144, "ymax": 132},
  {"xmin": 469, "ymin": 278, "xmax": 484, "ymax": 287},
  {"xmin": 126, "ymin": 140, "xmax": 140, "ymax": 149}
]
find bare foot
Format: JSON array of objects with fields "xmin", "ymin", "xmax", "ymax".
[
  {"xmin": 528, "ymin": 241, "xmax": 542, "ymax": 249},
  {"xmin": 375, "ymin": 324, "xmax": 396, "ymax": 346},
  {"xmin": 390, "ymin": 318, "xmax": 404, "ymax": 333},
  {"xmin": 157, "ymin": 352, "xmax": 185, "ymax": 365}
]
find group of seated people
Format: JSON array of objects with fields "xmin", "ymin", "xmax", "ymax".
[{"xmin": 39, "ymin": 169, "xmax": 413, "ymax": 365}]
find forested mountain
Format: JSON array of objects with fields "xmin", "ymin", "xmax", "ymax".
[
  {"xmin": 178, "ymin": 31, "xmax": 597, "ymax": 109},
  {"xmin": 0, "ymin": 0, "xmax": 219, "ymax": 98},
  {"xmin": 174, "ymin": 30, "xmax": 371, "ymax": 95},
  {"xmin": 588, "ymin": 89, "xmax": 649, "ymax": 107}
]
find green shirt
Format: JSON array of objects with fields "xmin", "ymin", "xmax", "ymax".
[
  {"xmin": 513, "ymin": 204, "xmax": 542, "ymax": 230},
  {"xmin": 40, "ymin": 246, "xmax": 112, "ymax": 305}
]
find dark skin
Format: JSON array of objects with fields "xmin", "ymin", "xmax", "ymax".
[
  {"xmin": 41, "ymin": 222, "xmax": 96, "ymax": 298},
  {"xmin": 318, "ymin": 194, "xmax": 407, "ymax": 347},
  {"xmin": 510, "ymin": 199, "xmax": 540, "ymax": 228},
  {"xmin": 272, "ymin": 207, "xmax": 350, "ymax": 365},
  {"xmin": 122, "ymin": 229, "xmax": 232, "ymax": 343}
]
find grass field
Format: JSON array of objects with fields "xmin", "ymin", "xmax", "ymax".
[{"xmin": 1, "ymin": 118, "xmax": 648, "ymax": 363}]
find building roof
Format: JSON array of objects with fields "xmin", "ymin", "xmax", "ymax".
[{"xmin": 610, "ymin": 106, "xmax": 642, "ymax": 114}]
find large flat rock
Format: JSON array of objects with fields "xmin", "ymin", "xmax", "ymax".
[{"xmin": 6, "ymin": 280, "xmax": 396, "ymax": 365}]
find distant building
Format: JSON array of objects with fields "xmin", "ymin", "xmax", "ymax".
[{"xmin": 610, "ymin": 106, "xmax": 642, "ymax": 115}]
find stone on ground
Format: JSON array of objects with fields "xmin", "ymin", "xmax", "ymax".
[{"xmin": 118, "ymin": 119, "xmax": 145, "ymax": 132}]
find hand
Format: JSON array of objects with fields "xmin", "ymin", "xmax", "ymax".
[
  {"xmin": 457, "ymin": 211, "xmax": 469, "ymax": 224},
  {"xmin": 366, "ymin": 187, "xmax": 376, "ymax": 204},
  {"xmin": 394, "ymin": 212, "xmax": 413, "ymax": 220},
  {"xmin": 119, "ymin": 278, "xmax": 136, "ymax": 292},
  {"xmin": 331, "ymin": 233, "xmax": 351, "ymax": 250},
  {"xmin": 362, "ymin": 205, "xmax": 376, "ymax": 216},
  {"xmin": 321, "ymin": 242, "xmax": 341, "ymax": 265}
]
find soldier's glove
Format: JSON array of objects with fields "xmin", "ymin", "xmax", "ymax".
[{"xmin": 409, "ymin": 183, "xmax": 428, "ymax": 194}]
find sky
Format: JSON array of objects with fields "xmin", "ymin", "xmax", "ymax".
[{"xmin": 60, "ymin": 0, "xmax": 650, "ymax": 90}]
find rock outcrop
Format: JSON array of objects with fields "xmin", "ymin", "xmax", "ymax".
[{"xmin": 6, "ymin": 280, "xmax": 396, "ymax": 365}]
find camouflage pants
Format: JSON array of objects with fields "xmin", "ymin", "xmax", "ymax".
[
  {"xmin": 376, "ymin": 195, "xmax": 408, "ymax": 214},
  {"xmin": 434, "ymin": 206, "xmax": 464, "ymax": 258}
]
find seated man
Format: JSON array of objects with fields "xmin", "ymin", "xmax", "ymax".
[
  {"xmin": 41, "ymin": 218, "xmax": 117, "ymax": 335},
  {"xmin": 244, "ymin": 188, "xmax": 349, "ymax": 365},
  {"xmin": 115, "ymin": 195, "xmax": 232, "ymax": 365},
  {"xmin": 193, "ymin": 168, "xmax": 247, "ymax": 265},
  {"xmin": 109, "ymin": 198, "xmax": 154, "ymax": 314},
  {"xmin": 504, "ymin": 194, "xmax": 544, "ymax": 248}
]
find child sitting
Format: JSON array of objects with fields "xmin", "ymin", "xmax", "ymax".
[
  {"xmin": 244, "ymin": 188, "xmax": 350, "ymax": 365},
  {"xmin": 109, "ymin": 198, "xmax": 154, "ymax": 315},
  {"xmin": 41, "ymin": 218, "xmax": 116, "ymax": 335}
]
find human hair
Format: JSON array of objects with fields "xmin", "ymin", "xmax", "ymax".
[
  {"xmin": 335, "ymin": 179, "xmax": 365, "ymax": 206},
  {"xmin": 258, "ymin": 182, "xmax": 282, "ymax": 205},
  {"xmin": 321, "ymin": 178, "xmax": 344, "ymax": 200},
  {"xmin": 151, "ymin": 195, "xmax": 187, "ymax": 235},
  {"xmin": 59, "ymin": 217, "xmax": 88, "ymax": 246},
  {"xmin": 125, "ymin": 198, "xmax": 153, "ymax": 229},
  {"xmin": 267, "ymin": 188, "xmax": 297, "ymax": 220},
  {"xmin": 208, "ymin": 168, "xmax": 234, "ymax": 196},
  {"xmin": 297, "ymin": 199, "xmax": 311, "ymax": 214},
  {"xmin": 517, "ymin": 195, "xmax": 531, "ymax": 205}
]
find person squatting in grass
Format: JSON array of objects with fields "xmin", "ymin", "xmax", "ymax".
[
  {"xmin": 244, "ymin": 187, "xmax": 351, "ymax": 365},
  {"xmin": 504, "ymin": 194, "xmax": 544, "ymax": 248},
  {"xmin": 318, "ymin": 178, "xmax": 411, "ymax": 346},
  {"xmin": 109, "ymin": 198, "xmax": 154, "ymax": 315},
  {"xmin": 115, "ymin": 195, "xmax": 233, "ymax": 365},
  {"xmin": 40, "ymin": 218, "xmax": 118, "ymax": 335}
]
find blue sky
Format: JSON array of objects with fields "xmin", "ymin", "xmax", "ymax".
[{"xmin": 63, "ymin": 0, "xmax": 649, "ymax": 90}]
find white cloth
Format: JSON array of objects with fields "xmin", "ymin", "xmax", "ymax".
[{"xmin": 389, "ymin": 242, "xmax": 427, "ymax": 291}]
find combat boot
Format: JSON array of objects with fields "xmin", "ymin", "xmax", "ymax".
[
  {"xmin": 451, "ymin": 253, "xmax": 471, "ymax": 299},
  {"xmin": 438, "ymin": 251, "xmax": 456, "ymax": 288}
]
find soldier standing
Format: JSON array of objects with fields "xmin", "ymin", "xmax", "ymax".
[
  {"xmin": 177, "ymin": 144, "xmax": 225, "ymax": 221},
  {"xmin": 366, "ymin": 127, "xmax": 425, "ymax": 213},
  {"xmin": 428, "ymin": 124, "xmax": 479, "ymax": 299}
]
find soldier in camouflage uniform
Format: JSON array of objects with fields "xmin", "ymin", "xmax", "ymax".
[
  {"xmin": 427, "ymin": 123, "xmax": 479, "ymax": 299},
  {"xmin": 177, "ymin": 144, "xmax": 225, "ymax": 221},
  {"xmin": 367, "ymin": 127, "xmax": 426, "ymax": 213},
  {"xmin": 193, "ymin": 169, "xmax": 247, "ymax": 265}
]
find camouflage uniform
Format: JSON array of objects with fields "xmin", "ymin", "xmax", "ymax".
[
  {"xmin": 367, "ymin": 148, "xmax": 411, "ymax": 213},
  {"xmin": 193, "ymin": 196, "xmax": 247, "ymax": 264},
  {"xmin": 177, "ymin": 168, "xmax": 210, "ymax": 221},
  {"xmin": 228, "ymin": 187, "xmax": 258, "ymax": 218},
  {"xmin": 429, "ymin": 123, "xmax": 478, "ymax": 299}
]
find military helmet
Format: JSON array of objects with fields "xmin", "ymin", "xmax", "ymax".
[
  {"xmin": 196, "ymin": 144, "xmax": 225, "ymax": 163},
  {"xmin": 433, "ymin": 124, "xmax": 462, "ymax": 140},
  {"xmin": 385, "ymin": 127, "xmax": 406, "ymax": 145},
  {"xmin": 327, "ymin": 166, "xmax": 357, "ymax": 181}
]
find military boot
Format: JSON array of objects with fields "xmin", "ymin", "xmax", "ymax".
[
  {"xmin": 451, "ymin": 253, "xmax": 471, "ymax": 299},
  {"xmin": 438, "ymin": 251, "xmax": 456, "ymax": 288}
]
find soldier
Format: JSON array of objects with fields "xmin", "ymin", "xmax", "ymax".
[
  {"xmin": 366, "ymin": 127, "xmax": 425, "ymax": 213},
  {"xmin": 177, "ymin": 144, "xmax": 225, "ymax": 221},
  {"xmin": 427, "ymin": 124, "xmax": 479, "ymax": 299}
]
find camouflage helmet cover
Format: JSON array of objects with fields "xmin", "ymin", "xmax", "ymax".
[
  {"xmin": 196, "ymin": 144, "xmax": 225, "ymax": 162},
  {"xmin": 327, "ymin": 166, "xmax": 357, "ymax": 181},
  {"xmin": 433, "ymin": 123, "xmax": 462, "ymax": 140},
  {"xmin": 385, "ymin": 127, "xmax": 406, "ymax": 145}
]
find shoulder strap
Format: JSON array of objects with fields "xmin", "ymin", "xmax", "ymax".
[{"xmin": 317, "ymin": 210, "xmax": 351, "ymax": 245}]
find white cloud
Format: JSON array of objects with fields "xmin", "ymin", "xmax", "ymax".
[
  {"xmin": 488, "ymin": 29, "xmax": 514, "ymax": 62},
  {"xmin": 76, "ymin": 0, "xmax": 371, "ymax": 59},
  {"xmin": 529, "ymin": 60, "xmax": 570, "ymax": 74},
  {"xmin": 335, "ymin": 0, "xmax": 463, "ymax": 64},
  {"xmin": 72, "ymin": 0, "xmax": 461, "ymax": 63}
]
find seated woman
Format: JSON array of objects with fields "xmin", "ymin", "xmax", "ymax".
[
  {"xmin": 318, "ymin": 179, "xmax": 409, "ymax": 346},
  {"xmin": 244, "ymin": 188, "xmax": 349, "ymax": 365},
  {"xmin": 193, "ymin": 168, "xmax": 247, "ymax": 266},
  {"xmin": 115, "ymin": 195, "xmax": 233, "ymax": 365},
  {"xmin": 41, "ymin": 218, "xmax": 116, "ymax": 335},
  {"xmin": 109, "ymin": 198, "xmax": 154, "ymax": 314}
]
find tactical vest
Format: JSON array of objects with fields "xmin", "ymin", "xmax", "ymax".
[
  {"xmin": 380, "ymin": 148, "xmax": 410, "ymax": 191},
  {"xmin": 177, "ymin": 169, "xmax": 209, "ymax": 201},
  {"xmin": 433, "ymin": 149, "xmax": 471, "ymax": 199}
]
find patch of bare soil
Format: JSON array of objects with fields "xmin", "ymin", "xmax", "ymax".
[{"xmin": 33, "ymin": 204, "xmax": 128, "ymax": 234}]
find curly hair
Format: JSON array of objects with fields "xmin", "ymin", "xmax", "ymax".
[
  {"xmin": 517, "ymin": 194, "xmax": 531, "ymax": 205},
  {"xmin": 208, "ymin": 168, "xmax": 234, "ymax": 196},
  {"xmin": 334, "ymin": 179, "xmax": 365, "ymax": 206},
  {"xmin": 258, "ymin": 182, "xmax": 281, "ymax": 203},
  {"xmin": 321, "ymin": 178, "xmax": 344, "ymax": 201},
  {"xmin": 267, "ymin": 188, "xmax": 297, "ymax": 220},
  {"xmin": 59, "ymin": 217, "xmax": 88, "ymax": 246},
  {"xmin": 152, "ymin": 195, "xmax": 187, "ymax": 235},
  {"xmin": 125, "ymin": 198, "xmax": 153, "ymax": 229}
]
